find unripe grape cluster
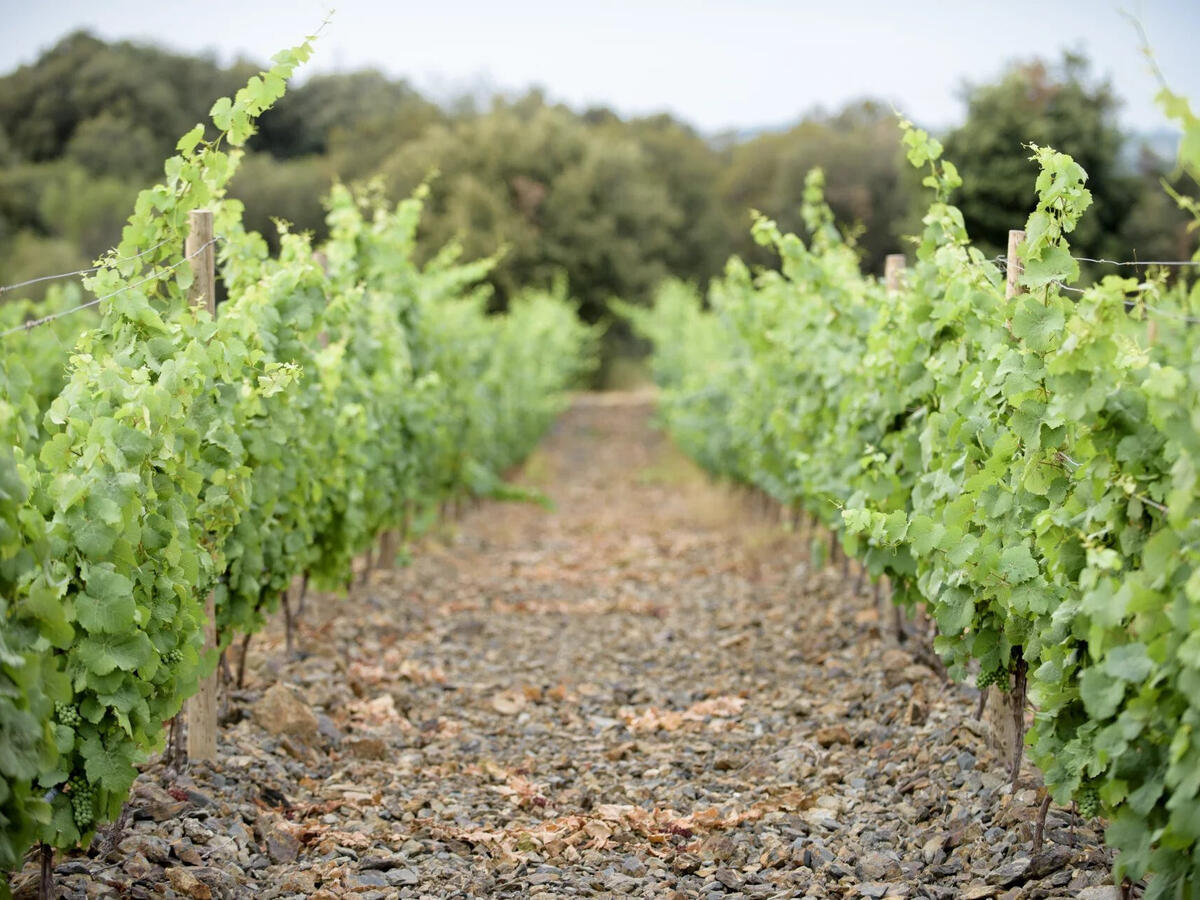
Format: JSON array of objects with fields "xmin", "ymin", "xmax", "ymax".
[
  {"xmin": 66, "ymin": 777, "xmax": 95, "ymax": 829},
  {"xmin": 163, "ymin": 648, "xmax": 183, "ymax": 665},
  {"xmin": 54, "ymin": 701, "xmax": 81, "ymax": 727},
  {"xmin": 1076, "ymin": 782, "xmax": 1101, "ymax": 819},
  {"xmin": 975, "ymin": 666, "xmax": 1010, "ymax": 692}
]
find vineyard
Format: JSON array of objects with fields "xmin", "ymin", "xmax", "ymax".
[{"xmin": 1, "ymin": 21, "xmax": 1200, "ymax": 900}]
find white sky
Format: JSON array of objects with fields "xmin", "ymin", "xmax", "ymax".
[{"xmin": 4, "ymin": 0, "xmax": 1198, "ymax": 134}]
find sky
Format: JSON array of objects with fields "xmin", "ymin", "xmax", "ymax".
[{"xmin": 4, "ymin": 0, "xmax": 1198, "ymax": 136}]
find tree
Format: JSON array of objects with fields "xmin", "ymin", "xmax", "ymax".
[
  {"xmin": 254, "ymin": 70, "xmax": 442, "ymax": 162},
  {"xmin": 375, "ymin": 95, "xmax": 688, "ymax": 322},
  {"xmin": 1118, "ymin": 143, "xmax": 1198, "ymax": 264},
  {"xmin": 719, "ymin": 100, "xmax": 915, "ymax": 274},
  {"xmin": 227, "ymin": 154, "xmax": 334, "ymax": 252},
  {"xmin": 0, "ymin": 31, "xmax": 254, "ymax": 174},
  {"xmin": 613, "ymin": 114, "xmax": 731, "ymax": 287},
  {"xmin": 943, "ymin": 53, "xmax": 1137, "ymax": 260}
]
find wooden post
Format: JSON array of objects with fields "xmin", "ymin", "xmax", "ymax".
[
  {"xmin": 38, "ymin": 842, "xmax": 53, "ymax": 900},
  {"xmin": 984, "ymin": 226, "xmax": 1026, "ymax": 772},
  {"xmin": 884, "ymin": 254, "xmax": 906, "ymax": 294},
  {"xmin": 879, "ymin": 253, "xmax": 908, "ymax": 639},
  {"xmin": 1005, "ymin": 230, "xmax": 1026, "ymax": 299},
  {"xmin": 185, "ymin": 209, "xmax": 219, "ymax": 763},
  {"xmin": 377, "ymin": 530, "xmax": 398, "ymax": 570}
]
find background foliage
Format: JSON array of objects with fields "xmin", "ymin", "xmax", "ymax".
[{"xmin": 2, "ymin": 35, "xmax": 1194, "ymax": 348}]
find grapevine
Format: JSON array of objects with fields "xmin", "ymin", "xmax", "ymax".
[
  {"xmin": 0, "ymin": 32, "xmax": 595, "ymax": 876},
  {"xmin": 626, "ymin": 92, "xmax": 1200, "ymax": 895}
]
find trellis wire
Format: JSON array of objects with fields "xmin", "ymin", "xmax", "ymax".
[
  {"xmin": 0, "ymin": 238, "xmax": 174, "ymax": 297},
  {"xmin": 0, "ymin": 238, "xmax": 222, "ymax": 340}
]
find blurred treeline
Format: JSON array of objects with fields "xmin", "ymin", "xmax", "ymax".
[{"xmin": 1, "ymin": 34, "xmax": 1195, "ymax": 328}]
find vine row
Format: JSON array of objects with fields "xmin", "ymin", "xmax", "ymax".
[
  {"xmin": 624, "ymin": 89, "xmax": 1200, "ymax": 895},
  {"xmin": 0, "ymin": 34, "xmax": 596, "ymax": 877}
]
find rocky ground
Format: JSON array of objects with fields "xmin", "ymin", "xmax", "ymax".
[{"xmin": 14, "ymin": 393, "xmax": 1120, "ymax": 899}]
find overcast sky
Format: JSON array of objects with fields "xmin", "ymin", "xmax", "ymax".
[{"xmin": 5, "ymin": 1, "xmax": 1198, "ymax": 135}]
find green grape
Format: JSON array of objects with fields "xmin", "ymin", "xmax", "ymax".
[
  {"xmin": 54, "ymin": 701, "xmax": 81, "ymax": 727},
  {"xmin": 1076, "ymin": 783, "xmax": 1101, "ymax": 819},
  {"xmin": 65, "ymin": 777, "xmax": 95, "ymax": 829},
  {"xmin": 975, "ymin": 666, "xmax": 1009, "ymax": 691}
]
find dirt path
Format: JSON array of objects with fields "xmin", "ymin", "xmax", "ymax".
[{"xmin": 24, "ymin": 394, "xmax": 1115, "ymax": 900}]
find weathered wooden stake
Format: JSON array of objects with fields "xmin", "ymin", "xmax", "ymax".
[
  {"xmin": 236, "ymin": 631, "xmax": 253, "ymax": 688},
  {"xmin": 884, "ymin": 253, "xmax": 906, "ymax": 294},
  {"xmin": 295, "ymin": 572, "xmax": 310, "ymax": 619},
  {"xmin": 377, "ymin": 529, "xmax": 399, "ymax": 570},
  {"xmin": 38, "ymin": 842, "xmax": 52, "ymax": 900},
  {"xmin": 984, "ymin": 227, "xmax": 1029, "ymax": 771},
  {"xmin": 883, "ymin": 253, "xmax": 907, "ymax": 641},
  {"xmin": 1005, "ymin": 229, "xmax": 1026, "ymax": 299},
  {"xmin": 185, "ymin": 209, "xmax": 219, "ymax": 763},
  {"xmin": 282, "ymin": 584, "xmax": 296, "ymax": 657}
]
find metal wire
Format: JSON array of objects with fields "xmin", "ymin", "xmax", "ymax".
[
  {"xmin": 1050, "ymin": 281, "xmax": 1087, "ymax": 295},
  {"xmin": 1072, "ymin": 256, "xmax": 1200, "ymax": 268},
  {"xmin": 0, "ymin": 238, "xmax": 222, "ymax": 340},
  {"xmin": 1142, "ymin": 304, "xmax": 1200, "ymax": 326},
  {"xmin": 971, "ymin": 258, "xmax": 1200, "ymax": 323},
  {"xmin": 992, "ymin": 254, "xmax": 1200, "ymax": 269},
  {"xmin": 0, "ymin": 238, "xmax": 174, "ymax": 297}
]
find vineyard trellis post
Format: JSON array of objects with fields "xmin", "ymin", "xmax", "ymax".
[
  {"xmin": 884, "ymin": 254, "xmax": 906, "ymax": 293},
  {"xmin": 184, "ymin": 209, "xmax": 220, "ymax": 762},
  {"xmin": 377, "ymin": 529, "xmax": 398, "ymax": 570},
  {"xmin": 1005, "ymin": 229, "xmax": 1025, "ymax": 299},
  {"xmin": 881, "ymin": 254, "xmax": 908, "ymax": 642},
  {"xmin": 983, "ymin": 228, "xmax": 1027, "ymax": 776}
]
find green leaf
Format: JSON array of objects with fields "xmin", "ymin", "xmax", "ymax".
[
  {"xmin": 1019, "ymin": 246, "xmax": 1080, "ymax": 290},
  {"xmin": 0, "ymin": 707, "xmax": 46, "ymax": 780},
  {"xmin": 209, "ymin": 96, "xmax": 234, "ymax": 131},
  {"xmin": 81, "ymin": 734, "xmax": 137, "ymax": 793},
  {"xmin": 998, "ymin": 544, "xmax": 1039, "ymax": 584},
  {"xmin": 1104, "ymin": 643, "xmax": 1154, "ymax": 683},
  {"xmin": 72, "ymin": 519, "xmax": 117, "ymax": 561},
  {"xmin": 1079, "ymin": 667, "xmax": 1125, "ymax": 719},
  {"xmin": 76, "ymin": 567, "xmax": 136, "ymax": 634},
  {"xmin": 907, "ymin": 514, "xmax": 941, "ymax": 555},
  {"xmin": 1011, "ymin": 297, "xmax": 1065, "ymax": 353},
  {"xmin": 76, "ymin": 633, "xmax": 153, "ymax": 676},
  {"xmin": 176, "ymin": 124, "xmax": 205, "ymax": 154},
  {"xmin": 937, "ymin": 589, "xmax": 975, "ymax": 634},
  {"xmin": 1143, "ymin": 364, "xmax": 1185, "ymax": 399}
]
